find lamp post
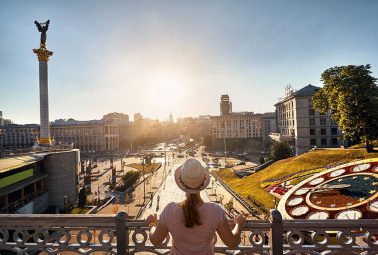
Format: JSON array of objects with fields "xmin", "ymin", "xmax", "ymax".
[
  {"xmin": 142, "ymin": 154, "xmax": 146, "ymax": 203},
  {"xmin": 221, "ymin": 121, "xmax": 227, "ymax": 165},
  {"xmin": 63, "ymin": 195, "xmax": 68, "ymax": 213}
]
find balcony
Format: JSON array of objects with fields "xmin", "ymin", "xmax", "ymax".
[{"xmin": 0, "ymin": 210, "xmax": 377, "ymax": 254}]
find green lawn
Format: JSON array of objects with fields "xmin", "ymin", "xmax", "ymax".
[
  {"xmin": 70, "ymin": 207, "xmax": 90, "ymax": 214},
  {"xmin": 126, "ymin": 163, "xmax": 161, "ymax": 174},
  {"xmin": 215, "ymin": 149, "xmax": 378, "ymax": 211}
]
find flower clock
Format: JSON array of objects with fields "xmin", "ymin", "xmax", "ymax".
[{"xmin": 278, "ymin": 158, "xmax": 378, "ymax": 220}]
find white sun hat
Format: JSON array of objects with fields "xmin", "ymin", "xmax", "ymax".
[{"xmin": 174, "ymin": 158, "xmax": 210, "ymax": 194}]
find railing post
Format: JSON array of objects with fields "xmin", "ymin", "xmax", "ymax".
[
  {"xmin": 269, "ymin": 209, "xmax": 283, "ymax": 255},
  {"xmin": 115, "ymin": 211, "xmax": 128, "ymax": 255}
]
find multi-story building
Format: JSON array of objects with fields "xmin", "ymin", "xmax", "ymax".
[
  {"xmin": 0, "ymin": 124, "xmax": 39, "ymax": 150},
  {"xmin": 211, "ymin": 112, "xmax": 262, "ymax": 139},
  {"xmin": 272, "ymin": 84, "xmax": 343, "ymax": 155},
  {"xmin": 211, "ymin": 95, "xmax": 275, "ymax": 142},
  {"xmin": 0, "ymin": 149, "xmax": 79, "ymax": 213},
  {"xmin": 51, "ymin": 118, "xmax": 119, "ymax": 153},
  {"xmin": 220, "ymin": 94, "xmax": 232, "ymax": 115}
]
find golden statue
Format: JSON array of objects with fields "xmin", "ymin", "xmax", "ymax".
[{"xmin": 34, "ymin": 20, "xmax": 50, "ymax": 49}]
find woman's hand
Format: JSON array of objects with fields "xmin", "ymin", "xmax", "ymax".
[
  {"xmin": 234, "ymin": 214, "xmax": 246, "ymax": 226},
  {"xmin": 146, "ymin": 214, "xmax": 158, "ymax": 225}
]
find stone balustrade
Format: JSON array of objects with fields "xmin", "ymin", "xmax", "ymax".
[{"xmin": 0, "ymin": 210, "xmax": 377, "ymax": 255}]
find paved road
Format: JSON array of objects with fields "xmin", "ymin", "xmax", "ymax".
[{"xmin": 140, "ymin": 158, "xmax": 211, "ymax": 218}]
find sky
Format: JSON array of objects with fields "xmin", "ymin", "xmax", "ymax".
[{"xmin": 1, "ymin": 0, "xmax": 378, "ymax": 124}]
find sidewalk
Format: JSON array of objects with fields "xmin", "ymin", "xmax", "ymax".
[{"xmin": 97, "ymin": 159, "xmax": 173, "ymax": 218}]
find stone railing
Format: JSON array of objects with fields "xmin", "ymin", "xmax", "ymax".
[{"xmin": 0, "ymin": 210, "xmax": 377, "ymax": 254}]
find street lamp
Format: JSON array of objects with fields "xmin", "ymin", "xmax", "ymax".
[
  {"xmin": 221, "ymin": 121, "xmax": 227, "ymax": 165},
  {"xmin": 63, "ymin": 195, "xmax": 68, "ymax": 213},
  {"xmin": 142, "ymin": 154, "xmax": 146, "ymax": 203}
]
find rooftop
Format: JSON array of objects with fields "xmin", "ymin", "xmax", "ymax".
[{"xmin": 0, "ymin": 155, "xmax": 43, "ymax": 174}]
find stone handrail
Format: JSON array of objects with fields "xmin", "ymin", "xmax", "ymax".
[{"xmin": 0, "ymin": 210, "xmax": 377, "ymax": 255}]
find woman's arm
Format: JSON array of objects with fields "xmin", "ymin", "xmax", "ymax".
[
  {"xmin": 146, "ymin": 214, "xmax": 169, "ymax": 246},
  {"xmin": 216, "ymin": 214, "xmax": 246, "ymax": 249}
]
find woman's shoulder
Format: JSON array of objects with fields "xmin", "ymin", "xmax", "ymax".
[
  {"xmin": 163, "ymin": 202, "xmax": 180, "ymax": 212},
  {"xmin": 203, "ymin": 202, "xmax": 224, "ymax": 212}
]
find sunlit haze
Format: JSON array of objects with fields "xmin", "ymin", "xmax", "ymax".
[{"xmin": 1, "ymin": 0, "xmax": 378, "ymax": 123}]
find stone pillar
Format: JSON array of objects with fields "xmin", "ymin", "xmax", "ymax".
[{"xmin": 33, "ymin": 48, "xmax": 53, "ymax": 146}]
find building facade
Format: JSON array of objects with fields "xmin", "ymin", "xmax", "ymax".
[
  {"xmin": 220, "ymin": 94, "xmax": 232, "ymax": 115},
  {"xmin": 0, "ymin": 124, "xmax": 39, "ymax": 150},
  {"xmin": 211, "ymin": 112, "xmax": 263, "ymax": 139},
  {"xmin": 0, "ymin": 149, "xmax": 79, "ymax": 213},
  {"xmin": 272, "ymin": 84, "xmax": 343, "ymax": 155}
]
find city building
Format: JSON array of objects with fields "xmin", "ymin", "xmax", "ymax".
[
  {"xmin": 211, "ymin": 112, "xmax": 263, "ymax": 139},
  {"xmin": 220, "ymin": 94, "xmax": 232, "ymax": 115},
  {"xmin": 0, "ymin": 124, "xmax": 39, "ymax": 150},
  {"xmin": 0, "ymin": 149, "xmax": 79, "ymax": 213},
  {"xmin": 51, "ymin": 118, "xmax": 119, "ymax": 153},
  {"xmin": 134, "ymin": 113, "xmax": 143, "ymax": 122},
  {"xmin": 211, "ymin": 95, "xmax": 274, "ymax": 142},
  {"xmin": 262, "ymin": 112, "xmax": 277, "ymax": 139},
  {"xmin": 271, "ymin": 84, "xmax": 343, "ymax": 155}
]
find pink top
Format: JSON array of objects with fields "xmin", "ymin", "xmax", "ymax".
[{"xmin": 159, "ymin": 202, "xmax": 225, "ymax": 255}]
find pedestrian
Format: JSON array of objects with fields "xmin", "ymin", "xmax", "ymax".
[
  {"xmin": 146, "ymin": 158, "xmax": 246, "ymax": 254},
  {"xmin": 157, "ymin": 194, "xmax": 160, "ymax": 203}
]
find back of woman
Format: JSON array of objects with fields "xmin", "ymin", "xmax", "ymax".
[
  {"xmin": 160, "ymin": 202, "xmax": 224, "ymax": 255},
  {"xmin": 146, "ymin": 159, "xmax": 246, "ymax": 255}
]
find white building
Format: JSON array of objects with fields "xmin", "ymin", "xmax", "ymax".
[{"xmin": 271, "ymin": 84, "xmax": 342, "ymax": 155}]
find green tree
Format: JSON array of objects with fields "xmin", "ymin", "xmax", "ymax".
[
  {"xmin": 224, "ymin": 198, "xmax": 234, "ymax": 214},
  {"xmin": 269, "ymin": 141, "xmax": 291, "ymax": 161},
  {"xmin": 119, "ymin": 170, "xmax": 142, "ymax": 191},
  {"xmin": 313, "ymin": 65, "xmax": 378, "ymax": 152},
  {"xmin": 203, "ymin": 135, "xmax": 213, "ymax": 149},
  {"xmin": 78, "ymin": 187, "xmax": 87, "ymax": 207}
]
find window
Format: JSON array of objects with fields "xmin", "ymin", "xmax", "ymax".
[
  {"xmin": 308, "ymin": 99, "xmax": 313, "ymax": 108},
  {"xmin": 331, "ymin": 138, "xmax": 338, "ymax": 145},
  {"xmin": 321, "ymin": 138, "xmax": 327, "ymax": 146},
  {"xmin": 310, "ymin": 139, "xmax": 317, "ymax": 146},
  {"xmin": 309, "ymin": 118, "xmax": 315, "ymax": 126},
  {"xmin": 331, "ymin": 128, "xmax": 337, "ymax": 135},
  {"xmin": 309, "ymin": 109, "xmax": 315, "ymax": 116},
  {"xmin": 321, "ymin": 129, "xmax": 326, "ymax": 135},
  {"xmin": 320, "ymin": 118, "xmax": 326, "ymax": 126},
  {"xmin": 310, "ymin": 129, "xmax": 316, "ymax": 135}
]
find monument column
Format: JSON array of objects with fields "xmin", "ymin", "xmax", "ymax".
[{"xmin": 33, "ymin": 20, "xmax": 53, "ymax": 146}]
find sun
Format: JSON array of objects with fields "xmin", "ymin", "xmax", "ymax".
[{"xmin": 147, "ymin": 74, "xmax": 184, "ymax": 112}]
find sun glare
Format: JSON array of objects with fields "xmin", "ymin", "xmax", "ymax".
[{"xmin": 148, "ymin": 74, "xmax": 184, "ymax": 113}]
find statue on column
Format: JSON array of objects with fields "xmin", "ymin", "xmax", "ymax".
[{"xmin": 34, "ymin": 20, "xmax": 50, "ymax": 48}]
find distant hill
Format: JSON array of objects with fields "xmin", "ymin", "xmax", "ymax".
[{"xmin": 215, "ymin": 149, "xmax": 378, "ymax": 212}]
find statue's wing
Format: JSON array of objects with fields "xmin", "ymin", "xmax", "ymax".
[{"xmin": 34, "ymin": 20, "xmax": 42, "ymax": 31}]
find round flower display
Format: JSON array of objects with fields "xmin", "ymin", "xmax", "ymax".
[
  {"xmin": 291, "ymin": 205, "xmax": 309, "ymax": 216},
  {"xmin": 287, "ymin": 197, "xmax": 303, "ymax": 206}
]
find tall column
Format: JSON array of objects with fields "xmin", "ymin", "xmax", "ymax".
[{"xmin": 33, "ymin": 48, "xmax": 53, "ymax": 146}]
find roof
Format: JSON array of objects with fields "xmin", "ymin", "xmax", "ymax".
[
  {"xmin": 0, "ymin": 155, "xmax": 44, "ymax": 174},
  {"xmin": 275, "ymin": 84, "xmax": 321, "ymax": 105},
  {"xmin": 294, "ymin": 84, "xmax": 321, "ymax": 97}
]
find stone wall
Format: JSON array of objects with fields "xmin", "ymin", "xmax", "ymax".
[{"xmin": 44, "ymin": 149, "xmax": 79, "ymax": 210}]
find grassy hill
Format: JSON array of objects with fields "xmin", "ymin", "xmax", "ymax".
[{"xmin": 215, "ymin": 149, "xmax": 378, "ymax": 212}]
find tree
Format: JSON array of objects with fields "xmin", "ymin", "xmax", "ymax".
[
  {"xmin": 270, "ymin": 141, "xmax": 291, "ymax": 160},
  {"xmin": 224, "ymin": 198, "xmax": 234, "ymax": 214},
  {"xmin": 78, "ymin": 187, "xmax": 87, "ymax": 207},
  {"xmin": 203, "ymin": 135, "xmax": 213, "ymax": 149},
  {"xmin": 119, "ymin": 170, "xmax": 141, "ymax": 191},
  {"xmin": 313, "ymin": 65, "xmax": 378, "ymax": 152}
]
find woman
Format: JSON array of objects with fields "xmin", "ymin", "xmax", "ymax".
[{"xmin": 146, "ymin": 158, "xmax": 246, "ymax": 255}]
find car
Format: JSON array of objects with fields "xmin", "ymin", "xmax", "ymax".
[{"xmin": 178, "ymin": 154, "xmax": 184, "ymax": 158}]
